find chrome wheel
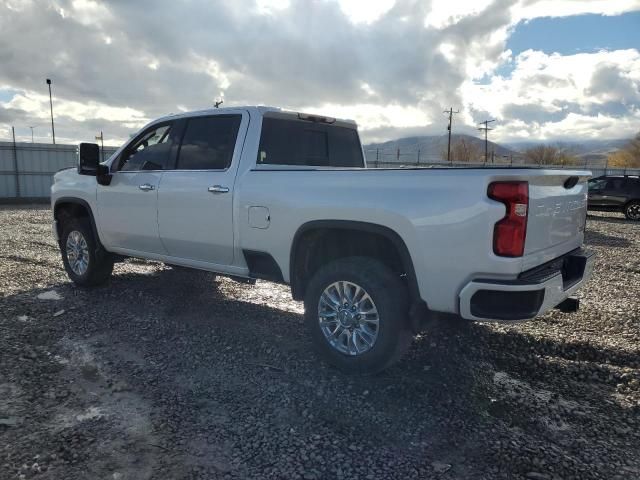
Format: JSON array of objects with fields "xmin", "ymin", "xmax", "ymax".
[
  {"xmin": 66, "ymin": 230, "xmax": 89, "ymax": 276},
  {"xmin": 627, "ymin": 203, "xmax": 640, "ymax": 220},
  {"xmin": 318, "ymin": 281, "xmax": 380, "ymax": 356}
]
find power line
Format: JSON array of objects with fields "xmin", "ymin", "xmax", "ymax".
[
  {"xmin": 443, "ymin": 107, "xmax": 460, "ymax": 162},
  {"xmin": 478, "ymin": 119, "xmax": 495, "ymax": 163}
]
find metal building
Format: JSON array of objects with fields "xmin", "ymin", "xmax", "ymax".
[{"xmin": 0, "ymin": 141, "xmax": 118, "ymax": 200}]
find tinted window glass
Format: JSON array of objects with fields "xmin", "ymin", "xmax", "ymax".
[
  {"xmin": 588, "ymin": 178, "xmax": 607, "ymax": 190},
  {"xmin": 177, "ymin": 115, "xmax": 241, "ymax": 170},
  {"xmin": 302, "ymin": 129, "xmax": 328, "ymax": 162},
  {"xmin": 329, "ymin": 127, "xmax": 365, "ymax": 167},
  {"xmin": 258, "ymin": 118, "xmax": 364, "ymax": 167},
  {"xmin": 120, "ymin": 124, "xmax": 173, "ymax": 171},
  {"xmin": 604, "ymin": 178, "xmax": 625, "ymax": 190}
]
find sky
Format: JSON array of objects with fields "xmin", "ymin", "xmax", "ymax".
[{"xmin": 0, "ymin": 0, "xmax": 639, "ymax": 146}]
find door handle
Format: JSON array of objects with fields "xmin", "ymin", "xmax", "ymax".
[
  {"xmin": 208, "ymin": 185, "xmax": 229, "ymax": 194},
  {"xmin": 139, "ymin": 183, "xmax": 155, "ymax": 191}
]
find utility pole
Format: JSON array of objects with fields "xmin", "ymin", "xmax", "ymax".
[
  {"xmin": 46, "ymin": 78, "xmax": 55, "ymax": 144},
  {"xmin": 11, "ymin": 126, "xmax": 20, "ymax": 197},
  {"xmin": 29, "ymin": 125, "xmax": 37, "ymax": 143},
  {"xmin": 95, "ymin": 131, "xmax": 105, "ymax": 163},
  {"xmin": 478, "ymin": 119, "xmax": 495, "ymax": 163},
  {"xmin": 443, "ymin": 107, "xmax": 459, "ymax": 162}
]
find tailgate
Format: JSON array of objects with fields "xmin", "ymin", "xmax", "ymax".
[{"xmin": 524, "ymin": 171, "xmax": 589, "ymax": 269}]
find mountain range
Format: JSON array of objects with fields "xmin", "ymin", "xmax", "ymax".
[
  {"xmin": 364, "ymin": 134, "xmax": 628, "ymax": 165},
  {"xmin": 364, "ymin": 134, "xmax": 514, "ymax": 163}
]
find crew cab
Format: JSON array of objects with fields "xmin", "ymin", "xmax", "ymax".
[
  {"xmin": 51, "ymin": 106, "xmax": 595, "ymax": 373},
  {"xmin": 587, "ymin": 175, "xmax": 640, "ymax": 220}
]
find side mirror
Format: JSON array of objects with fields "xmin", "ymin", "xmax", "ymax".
[{"xmin": 78, "ymin": 143, "xmax": 100, "ymax": 175}]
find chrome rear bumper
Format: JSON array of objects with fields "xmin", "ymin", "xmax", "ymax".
[{"xmin": 459, "ymin": 248, "xmax": 595, "ymax": 321}]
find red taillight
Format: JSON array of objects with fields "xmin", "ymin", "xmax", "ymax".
[{"xmin": 488, "ymin": 181, "xmax": 529, "ymax": 257}]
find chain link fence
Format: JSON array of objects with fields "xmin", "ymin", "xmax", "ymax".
[
  {"xmin": 1, "ymin": 141, "xmax": 638, "ymax": 201},
  {"xmin": 363, "ymin": 148, "xmax": 640, "ymax": 178}
]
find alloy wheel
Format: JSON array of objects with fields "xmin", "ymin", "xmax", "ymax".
[
  {"xmin": 317, "ymin": 281, "xmax": 380, "ymax": 356},
  {"xmin": 627, "ymin": 203, "xmax": 640, "ymax": 220},
  {"xmin": 66, "ymin": 230, "xmax": 89, "ymax": 276}
]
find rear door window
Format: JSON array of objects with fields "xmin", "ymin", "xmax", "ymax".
[
  {"xmin": 626, "ymin": 178, "xmax": 640, "ymax": 192},
  {"xmin": 604, "ymin": 178, "xmax": 626, "ymax": 191},
  {"xmin": 258, "ymin": 118, "xmax": 364, "ymax": 167},
  {"xmin": 176, "ymin": 115, "xmax": 242, "ymax": 170}
]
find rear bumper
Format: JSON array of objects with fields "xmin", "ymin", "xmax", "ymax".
[{"xmin": 459, "ymin": 248, "xmax": 595, "ymax": 321}]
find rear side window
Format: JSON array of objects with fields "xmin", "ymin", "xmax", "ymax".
[
  {"xmin": 177, "ymin": 115, "xmax": 241, "ymax": 170},
  {"xmin": 258, "ymin": 118, "xmax": 364, "ymax": 167},
  {"xmin": 604, "ymin": 178, "xmax": 626, "ymax": 190}
]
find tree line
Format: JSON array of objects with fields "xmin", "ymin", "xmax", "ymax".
[
  {"xmin": 607, "ymin": 132, "xmax": 640, "ymax": 168},
  {"xmin": 440, "ymin": 131, "xmax": 640, "ymax": 167},
  {"xmin": 440, "ymin": 138, "xmax": 578, "ymax": 165}
]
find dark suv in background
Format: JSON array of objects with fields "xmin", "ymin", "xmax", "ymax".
[{"xmin": 588, "ymin": 175, "xmax": 640, "ymax": 220}]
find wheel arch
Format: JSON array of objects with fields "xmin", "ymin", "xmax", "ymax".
[
  {"xmin": 289, "ymin": 220, "xmax": 420, "ymax": 303},
  {"xmin": 53, "ymin": 197, "xmax": 102, "ymax": 247}
]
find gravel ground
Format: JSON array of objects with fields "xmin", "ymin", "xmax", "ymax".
[{"xmin": 0, "ymin": 206, "xmax": 638, "ymax": 480}]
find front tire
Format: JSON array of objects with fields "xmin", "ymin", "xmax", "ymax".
[
  {"xmin": 304, "ymin": 257, "xmax": 413, "ymax": 374},
  {"xmin": 624, "ymin": 201, "xmax": 640, "ymax": 221},
  {"xmin": 60, "ymin": 218, "xmax": 113, "ymax": 286}
]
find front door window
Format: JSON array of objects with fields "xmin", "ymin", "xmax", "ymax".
[{"xmin": 119, "ymin": 124, "xmax": 173, "ymax": 171}]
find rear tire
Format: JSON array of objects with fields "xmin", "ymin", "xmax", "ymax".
[
  {"xmin": 624, "ymin": 201, "xmax": 640, "ymax": 221},
  {"xmin": 303, "ymin": 256, "xmax": 413, "ymax": 374},
  {"xmin": 60, "ymin": 218, "xmax": 113, "ymax": 287}
]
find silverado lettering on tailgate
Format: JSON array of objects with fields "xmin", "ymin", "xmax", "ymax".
[{"xmin": 533, "ymin": 196, "xmax": 587, "ymax": 218}]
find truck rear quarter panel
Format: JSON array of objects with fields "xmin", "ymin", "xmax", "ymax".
[{"xmin": 236, "ymin": 167, "xmax": 536, "ymax": 314}]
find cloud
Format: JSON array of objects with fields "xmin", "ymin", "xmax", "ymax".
[
  {"xmin": 335, "ymin": 0, "xmax": 396, "ymax": 23},
  {"xmin": 0, "ymin": 0, "xmax": 639, "ymax": 145},
  {"xmin": 512, "ymin": 0, "xmax": 640, "ymax": 21},
  {"xmin": 463, "ymin": 48, "xmax": 640, "ymax": 140},
  {"xmin": 587, "ymin": 62, "xmax": 640, "ymax": 103},
  {"xmin": 537, "ymin": 111, "xmax": 640, "ymax": 140},
  {"xmin": 426, "ymin": 0, "xmax": 640, "ymax": 29}
]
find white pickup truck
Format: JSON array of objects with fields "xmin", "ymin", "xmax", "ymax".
[{"xmin": 51, "ymin": 106, "xmax": 595, "ymax": 373}]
